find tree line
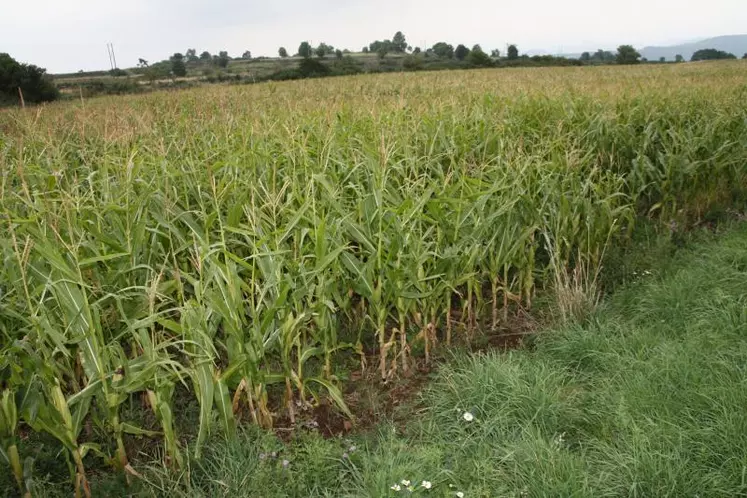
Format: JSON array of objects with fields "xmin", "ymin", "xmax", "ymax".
[{"xmin": 2, "ymin": 31, "xmax": 747, "ymax": 106}]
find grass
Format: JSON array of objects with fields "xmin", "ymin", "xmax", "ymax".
[
  {"xmin": 1, "ymin": 61, "xmax": 747, "ymax": 495},
  {"xmin": 21, "ymin": 220, "xmax": 747, "ymax": 497}
]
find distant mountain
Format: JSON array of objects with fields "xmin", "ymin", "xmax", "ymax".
[{"xmin": 640, "ymin": 35, "xmax": 747, "ymax": 61}]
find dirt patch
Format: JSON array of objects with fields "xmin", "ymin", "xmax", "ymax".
[{"xmin": 272, "ymin": 309, "xmax": 536, "ymax": 441}]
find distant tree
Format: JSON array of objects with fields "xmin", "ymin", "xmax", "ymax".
[
  {"xmin": 298, "ymin": 41, "xmax": 313, "ymax": 58},
  {"xmin": 144, "ymin": 61, "xmax": 170, "ymax": 83},
  {"xmin": 743, "ymin": 53, "xmax": 747, "ymax": 59},
  {"xmin": 315, "ymin": 43, "xmax": 334, "ymax": 58},
  {"xmin": 392, "ymin": 31, "xmax": 408, "ymax": 53},
  {"xmin": 137, "ymin": 58, "xmax": 149, "ymax": 67},
  {"xmin": 592, "ymin": 49, "xmax": 616, "ymax": 62},
  {"xmin": 217, "ymin": 51, "xmax": 230, "ymax": 68},
  {"xmin": 200, "ymin": 51, "xmax": 212, "ymax": 61},
  {"xmin": 675, "ymin": 54, "xmax": 684, "ymax": 62},
  {"xmin": 0, "ymin": 53, "xmax": 58, "ymax": 105},
  {"xmin": 412, "ymin": 47, "xmax": 421, "ymax": 55},
  {"xmin": 659, "ymin": 56, "xmax": 666, "ymax": 63},
  {"xmin": 362, "ymin": 46, "xmax": 370, "ymax": 53},
  {"xmin": 691, "ymin": 48, "xmax": 737, "ymax": 61},
  {"xmin": 242, "ymin": 51, "xmax": 252, "ymax": 60},
  {"xmin": 186, "ymin": 49, "xmax": 198, "ymax": 62},
  {"xmin": 507, "ymin": 44, "xmax": 519, "ymax": 60},
  {"xmin": 369, "ymin": 40, "xmax": 393, "ymax": 53},
  {"xmin": 454, "ymin": 44, "xmax": 470, "ymax": 61},
  {"xmin": 170, "ymin": 53, "xmax": 187, "ymax": 77},
  {"xmin": 467, "ymin": 45, "xmax": 492, "ymax": 67},
  {"xmin": 616, "ymin": 45, "xmax": 641, "ymax": 64},
  {"xmin": 490, "ymin": 49, "xmax": 501, "ymax": 58},
  {"xmin": 378, "ymin": 46, "xmax": 389, "ymax": 60},
  {"xmin": 431, "ymin": 42, "xmax": 454, "ymax": 59},
  {"xmin": 580, "ymin": 52, "xmax": 591, "ymax": 62},
  {"xmin": 279, "ymin": 47, "xmax": 289, "ymax": 58},
  {"xmin": 335, "ymin": 49, "xmax": 343, "ymax": 60}
]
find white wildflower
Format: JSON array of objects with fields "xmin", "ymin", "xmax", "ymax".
[
  {"xmin": 463, "ymin": 411, "xmax": 474, "ymax": 422},
  {"xmin": 401, "ymin": 480, "xmax": 411, "ymax": 486},
  {"xmin": 456, "ymin": 492, "xmax": 465, "ymax": 498},
  {"xmin": 391, "ymin": 484, "xmax": 402, "ymax": 491},
  {"xmin": 421, "ymin": 480, "xmax": 432, "ymax": 489}
]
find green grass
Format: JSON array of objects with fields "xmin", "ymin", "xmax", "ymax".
[{"xmin": 19, "ymin": 222, "xmax": 746, "ymax": 497}]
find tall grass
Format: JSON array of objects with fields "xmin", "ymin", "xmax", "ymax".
[{"xmin": 1, "ymin": 62, "xmax": 746, "ymax": 495}]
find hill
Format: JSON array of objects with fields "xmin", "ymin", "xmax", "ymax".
[{"xmin": 641, "ymin": 34, "xmax": 747, "ymax": 61}]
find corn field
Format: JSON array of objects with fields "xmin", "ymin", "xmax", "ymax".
[{"xmin": 1, "ymin": 62, "xmax": 746, "ymax": 496}]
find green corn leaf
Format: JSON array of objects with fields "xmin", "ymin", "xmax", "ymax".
[
  {"xmin": 214, "ymin": 378, "xmax": 236, "ymax": 441},
  {"xmin": 308, "ymin": 377, "xmax": 352, "ymax": 420}
]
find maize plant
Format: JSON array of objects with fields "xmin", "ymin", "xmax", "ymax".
[{"xmin": 1, "ymin": 61, "xmax": 747, "ymax": 494}]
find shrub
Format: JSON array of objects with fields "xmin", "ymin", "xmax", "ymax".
[{"xmin": 0, "ymin": 53, "xmax": 59, "ymax": 105}]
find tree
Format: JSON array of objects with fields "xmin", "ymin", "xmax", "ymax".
[
  {"xmin": 454, "ymin": 44, "xmax": 470, "ymax": 61},
  {"xmin": 743, "ymin": 53, "xmax": 747, "ymax": 59},
  {"xmin": 580, "ymin": 52, "xmax": 591, "ymax": 62},
  {"xmin": 315, "ymin": 43, "xmax": 334, "ymax": 58},
  {"xmin": 467, "ymin": 45, "xmax": 492, "ymax": 67},
  {"xmin": 615, "ymin": 45, "xmax": 641, "ymax": 64},
  {"xmin": 413, "ymin": 47, "xmax": 421, "ymax": 55},
  {"xmin": 659, "ymin": 56, "xmax": 666, "ymax": 63},
  {"xmin": 378, "ymin": 46, "xmax": 389, "ymax": 60},
  {"xmin": 279, "ymin": 47, "xmax": 289, "ymax": 58},
  {"xmin": 675, "ymin": 54, "xmax": 684, "ymax": 63},
  {"xmin": 369, "ymin": 40, "xmax": 392, "ymax": 53},
  {"xmin": 137, "ymin": 58, "xmax": 149, "ymax": 67},
  {"xmin": 392, "ymin": 31, "xmax": 407, "ymax": 53},
  {"xmin": 186, "ymin": 49, "xmax": 198, "ymax": 62},
  {"xmin": 362, "ymin": 47, "xmax": 370, "ymax": 53},
  {"xmin": 217, "ymin": 51, "xmax": 230, "ymax": 68},
  {"xmin": 170, "ymin": 53, "xmax": 187, "ymax": 77},
  {"xmin": 335, "ymin": 49, "xmax": 343, "ymax": 60},
  {"xmin": 507, "ymin": 44, "xmax": 519, "ymax": 60},
  {"xmin": 691, "ymin": 48, "xmax": 736, "ymax": 61},
  {"xmin": 242, "ymin": 51, "xmax": 252, "ymax": 60},
  {"xmin": 200, "ymin": 51, "xmax": 212, "ymax": 61},
  {"xmin": 0, "ymin": 53, "xmax": 58, "ymax": 105},
  {"xmin": 431, "ymin": 42, "xmax": 454, "ymax": 59},
  {"xmin": 491, "ymin": 49, "xmax": 501, "ymax": 58},
  {"xmin": 144, "ymin": 61, "xmax": 170, "ymax": 83},
  {"xmin": 298, "ymin": 41, "xmax": 312, "ymax": 58},
  {"xmin": 592, "ymin": 49, "xmax": 615, "ymax": 62}
]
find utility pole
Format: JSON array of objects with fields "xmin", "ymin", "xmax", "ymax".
[
  {"xmin": 106, "ymin": 43, "xmax": 114, "ymax": 70},
  {"xmin": 111, "ymin": 43, "xmax": 118, "ymax": 69}
]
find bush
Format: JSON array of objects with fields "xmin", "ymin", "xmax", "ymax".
[
  {"xmin": 0, "ymin": 53, "xmax": 59, "ymax": 105},
  {"xmin": 297, "ymin": 58, "xmax": 330, "ymax": 77},
  {"xmin": 402, "ymin": 55, "xmax": 425, "ymax": 71}
]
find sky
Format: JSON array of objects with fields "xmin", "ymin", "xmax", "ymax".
[{"xmin": 2, "ymin": 0, "xmax": 747, "ymax": 73}]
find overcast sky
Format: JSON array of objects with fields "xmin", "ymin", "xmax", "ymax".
[{"xmin": 2, "ymin": 0, "xmax": 746, "ymax": 73}]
